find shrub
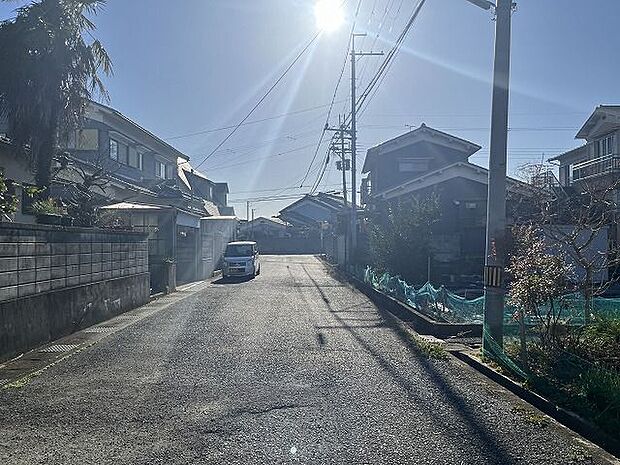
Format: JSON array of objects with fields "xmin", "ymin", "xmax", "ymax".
[
  {"xmin": 30, "ymin": 198, "xmax": 65, "ymax": 216},
  {"xmin": 577, "ymin": 367, "xmax": 620, "ymax": 435}
]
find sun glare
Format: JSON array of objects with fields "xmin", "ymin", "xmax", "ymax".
[{"xmin": 314, "ymin": 0, "xmax": 344, "ymax": 33}]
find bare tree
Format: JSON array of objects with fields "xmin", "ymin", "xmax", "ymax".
[
  {"xmin": 511, "ymin": 163, "xmax": 620, "ymax": 319},
  {"xmin": 506, "ymin": 224, "xmax": 573, "ymax": 366}
]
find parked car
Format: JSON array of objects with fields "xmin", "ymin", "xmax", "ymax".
[{"xmin": 222, "ymin": 241, "xmax": 261, "ymax": 278}]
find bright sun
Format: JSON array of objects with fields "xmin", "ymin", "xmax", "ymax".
[{"xmin": 314, "ymin": 0, "xmax": 344, "ymax": 32}]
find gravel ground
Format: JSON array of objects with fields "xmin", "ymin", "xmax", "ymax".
[{"xmin": 0, "ymin": 255, "xmax": 616, "ymax": 465}]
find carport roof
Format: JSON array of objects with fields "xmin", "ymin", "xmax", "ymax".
[{"xmin": 100, "ymin": 202, "xmax": 166, "ymax": 210}]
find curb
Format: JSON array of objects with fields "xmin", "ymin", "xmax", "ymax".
[
  {"xmin": 323, "ymin": 262, "xmax": 620, "ymax": 460},
  {"xmin": 337, "ymin": 269, "xmax": 482, "ymax": 338},
  {"xmin": 451, "ymin": 349, "xmax": 620, "ymax": 459}
]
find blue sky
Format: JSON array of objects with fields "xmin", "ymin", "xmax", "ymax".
[{"xmin": 1, "ymin": 0, "xmax": 619, "ymax": 218}]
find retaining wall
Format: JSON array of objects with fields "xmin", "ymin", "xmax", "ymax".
[
  {"xmin": 345, "ymin": 273, "xmax": 483, "ymax": 338},
  {"xmin": 0, "ymin": 223, "xmax": 150, "ymax": 362}
]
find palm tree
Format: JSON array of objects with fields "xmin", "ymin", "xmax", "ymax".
[{"xmin": 0, "ymin": 0, "xmax": 112, "ymax": 193}]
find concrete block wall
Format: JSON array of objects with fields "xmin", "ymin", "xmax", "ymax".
[
  {"xmin": 0, "ymin": 224, "xmax": 149, "ymax": 302},
  {"xmin": 0, "ymin": 223, "xmax": 150, "ymax": 362}
]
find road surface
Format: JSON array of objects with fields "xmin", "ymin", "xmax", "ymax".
[{"xmin": 0, "ymin": 256, "xmax": 614, "ymax": 464}]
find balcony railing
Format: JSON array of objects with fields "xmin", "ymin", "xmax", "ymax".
[{"xmin": 572, "ymin": 155, "xmax": 620, "ymax": 182}]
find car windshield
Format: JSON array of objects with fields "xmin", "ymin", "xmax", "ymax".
[{"xmin": 225, "ymin": 244, "xmax": 253, "ymax": 257}]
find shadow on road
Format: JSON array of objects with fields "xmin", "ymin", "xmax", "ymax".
[
  {"xmin": 302, "ymin": 264, "xmax": 517, "ymax": 465},
  {"xmin": 212, "ymin": 276, "xmax": 255, "ymax": 285}
]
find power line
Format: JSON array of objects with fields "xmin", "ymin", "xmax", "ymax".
[
  {"xmin": 163, "ymin": 100, "xmax": 346, "ymax": 141},
  {"xmin": 366, "ymin": 111, "xmax": 589, "ymax": 118},
  {"xmin": 193, "ymin": 31, "xmax": 321, "ymax": 170},
  {"xmin": 310, "ymin": 149, "xmax": 332, "ymax": 194},
  {"xmin": 356, "ymin": 0, "xmax": 427, "ymax": 119},
  {"xmin": 206, "ymin": 142, "xmax": 320, "ymax": 172},
  {"xmin": 357, "ymin": 124, "xmax": 579, "ymax": 131},
  {"xmin": 300, "ymin": 24, "xmax": 356, "ymax": 186},
  {"xmin": 300, "ymin": 0, "xmax": 365, "ymax": 191},
  {"xmin": 229, "ymin": 186, "xmax": 343, "ymax": 204},
  {"xmin": 356, "ymin": 0, "xmax": 398, "ymax": 89},
  {"xmin": 201, "ymin": 126, "xmax": 323, "ymax": 166}
]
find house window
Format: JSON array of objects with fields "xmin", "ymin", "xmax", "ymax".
[
  {"xmin": 155, "ymin": 160, "xmax": 168, "ymax": 179},
  {"xmin": 128, "ymin": 147, "xmax": 142, "ymax": 170},
  {"xmin": 117, "ymin": 141, "xmax": 129, "ymax": 165},
  {"xmin": 109, "ymin": 139, "xmax": 119, "ymax": 161},
  {"xmin": 166, "ymin": 164, "xmax": 175, "ymax": 180},
  {"xmin": 595, "ymin": 134, "xmax": 615, "ymax": 157},
  {"xmin": 398, "ymin": 158, "xmax": 429, "ymax": 173},
  {"xmin": 68, "ymin": 129, "xmax": 99, "ymax": 150}
]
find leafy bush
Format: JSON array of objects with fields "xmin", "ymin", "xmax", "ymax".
[
  {"xmin": 0, "ymin": 175, "xmax": 18, "ymax": 217},
  {"xmin": 577, "ymin": 367, "xmax": 620, "ymax": 434},
  {"xmin": 367, "ymin": 195, "xmax": 440, "ymax": 284},
  {"xmin": 30, "ymin": 198, "xmax": 65, "ymax": 216},
  {"xmin": 579, "ymin": 318, "xmax": 620, "ymax": 370}
]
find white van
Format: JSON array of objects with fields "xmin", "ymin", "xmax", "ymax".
[{"xmin": 222, "ymin": 241, "xmax": 261, "ymax": 278}]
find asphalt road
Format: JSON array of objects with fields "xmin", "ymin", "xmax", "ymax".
[{"xmin": 0, "ymin": 255, "xmax": 615, "ymax": 464}]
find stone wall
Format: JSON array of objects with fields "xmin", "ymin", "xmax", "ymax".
[{"xmin": 0, "ymin": 223, "xmax": 150, "ymax": 362}]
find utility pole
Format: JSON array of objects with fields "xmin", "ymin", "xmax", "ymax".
[
  {"xmin": 326, "ymin": 116, "xmax": 352, "ymax": 267},
  {"xmin": 339, "ymin": 116, "xmax": 349, "ymax": 207},
  {"xmin": 251, "ymin": 208, "xmax": 256, "ymax": 239},
  {"xmin": 350, "ymin": 33, "xmax": 383, "ymax": 260},
  {"xmin": 326, "ymin": 115, "xmax": 350, "ymax": 206},
  {"xmin": 482, "ymin": 0, "xmax": 513, "ymax": 353}
]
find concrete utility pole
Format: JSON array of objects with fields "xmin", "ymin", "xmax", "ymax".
[
  {"xmin": 339, "ymin": 116, "xmax": 349, "ymax": 207},
  {"xmin": 326, "ymin": 115, "xmax": 350, "ymax": 206},
  {"xmin": 350, "ymin": 33, "xmax": 360, "ymax": 255},
  {"xmin": 482, "ymin": 0, "xmax": 513, "ymax": 352},
  {"xmin": 350, "ymin": 33, "xmax": 383, "ymax": 260},
  {"xmin": 251, "ymin": 208, "xmax": 256, "ymax": 239},
  {"xmin": 326, "ymin": 116, "xmax": 352, "ymax": 267}
]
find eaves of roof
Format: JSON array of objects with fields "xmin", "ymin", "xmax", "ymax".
[
  {"xmin": 374, "ymin": 162, "xmax": 532, "ymax": 200},
  {"xmin": 362, "ymin": 124, "xmax": 482, "ymax": 173},
  {"xmin": 90, "ymin": 100, "xmax": 190, "ymax": 161}
]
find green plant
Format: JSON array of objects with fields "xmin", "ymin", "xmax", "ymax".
[
  {"xmin": 577, "ymin": 367, "xmax": 620, "ymax": 434},
  {"xmin": 30, "ymin": 198, "xmax": 64, "ymax": 216},
  {"xmin": 0, "ymin": 174, "xmax": 18, "ymax": 216},
  {"xmin": 580, "ymin": 317, "xmax": 620, "ymax": 370},
  {"xmin": 0, "ymin": 0, "xmax": 112, "ymax": 191},
  {"xmin": 367, "ymin": 195, "xmax": 440, "ymax": 284},
  {"xmin": 506, "ymin": 225, "xmax": 574, "ymax": 367}
]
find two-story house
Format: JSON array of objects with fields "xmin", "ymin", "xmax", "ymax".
[
  {"xmin": 551, "ymin": 105, "xmax": 620, "ymax": 190},
  {"xmin": 362, "ymin": 124, "xmax": 529, "ymax": 286},
  {"xmin": 1, "ymin": 101, "xmax": 236, "ymax": 291},
  {"xmin": 71, "ymin": 102, "xmax": 238, "ymax": 289}
]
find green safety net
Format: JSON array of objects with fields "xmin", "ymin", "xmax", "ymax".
[
  {"xmin": 361, "ymin": 266, "xmax": 620, "ymax": 327},
  {"xmin": 360, "ymin": 266, "xmax": 620, "ymax": 436}
]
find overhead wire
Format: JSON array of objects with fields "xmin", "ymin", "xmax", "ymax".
[
  {"xmin": 309, "ymin": 0, "xmax": 426, "ymax": 195},
  {"xmin": 356, "ymin": 0, "xmax": 396, "ymax": 89},
  {"xmin": 355, "ymin": 0, "xmax": 427, "ymax": 119},
  {"xmin": 164, "ymin": 100, "xmax": 346, "ymax": 141},
  {"xmin": 193, "ymin": 30, "xmax": 322, "ymax": 170},
  {"xmin": 299, "ymin": 0, "xmax": 364, "ymax": 191}
]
